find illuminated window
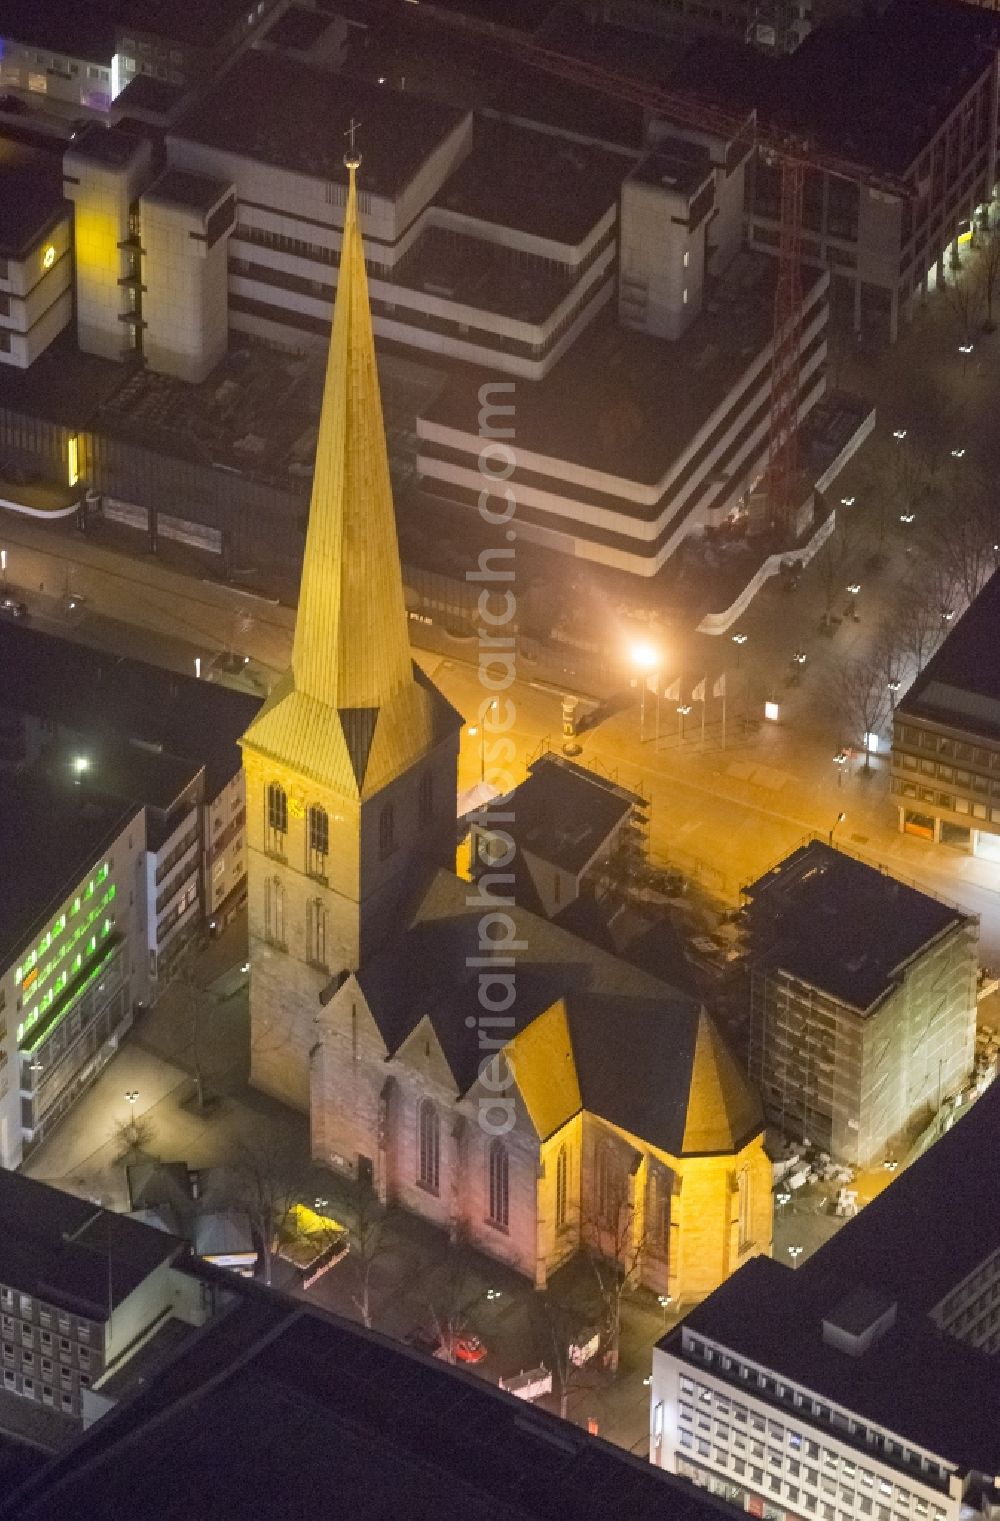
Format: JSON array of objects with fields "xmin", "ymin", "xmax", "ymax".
[
  {"xmin": 417, "ymin": 1099, "xmax": 439, "ymax": 1192},
  {"xmin": 555, "ymin": 1145, "xmax": 568, "ymax": 1228},
  {"xmin": 266, "ymin": 783, "xmax": 287, "ymax": 851},
  {"xmin": 307, "ymin": 805, "xmax": 328, "ymax": 875},
  {"xmin": 488, "ymin": 1139, "xmax": 509, "ymax": 1229}
]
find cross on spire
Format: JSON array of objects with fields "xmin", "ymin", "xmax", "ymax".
[{"xmin": 344, "ymin": 117, "xmax": 362, "ymax": 167}]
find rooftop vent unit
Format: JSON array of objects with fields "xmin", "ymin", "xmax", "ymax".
[{"xmin": 822, "ymin": 1287, "xmax": 897, "ymax": 1356}]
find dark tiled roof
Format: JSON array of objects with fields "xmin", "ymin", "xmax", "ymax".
[
  {"xmin": 499, "ymin": 754, "xmax": 638, "ymax": 874},
  {"xmin": 0, "ymin": 1172, "xmax": 183, "ymax": 1319},
  {"xmin": 742, "ymin": 841, "xmax": 966, "ymax": 1013},
  {"xmin": 355, "ymin": 868, "xmax": 761, "ymax": 1155},
  {"xmin": 4, "ymin": 1284, "xmax": 742, "ymax": 1521}
]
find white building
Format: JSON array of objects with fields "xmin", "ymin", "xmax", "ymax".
[
  {"xmin": 650, "ymin": 1082, "xmax": 1000, "ymax": 1521},
  {"xmin": 139, "ymin": 168, "xmax": 236, "ymax": 383}
]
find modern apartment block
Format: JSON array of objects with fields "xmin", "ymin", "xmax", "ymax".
[
  {"xmin": 0, "ymin": 777, "xmax": 144, "ymax": 1168},
  {"xmin": 741, "ymin": 842, "xmax": 977, "ymax": 1165},
  {"xmin": 0, "ymin": 1169, "xmax": 217, "ymax": 1425},
  {"xmin": 0, "ymin": 621, "xmax": 260, "ymax": 989},
  {"xmin": 650, "ymin": 1079, "xmax": 1000, "ymax": 1521},
  {"xmin": 0, "ymin": 148, "xmax": 73, "ymax": 371},
  {"xmin": 890, "ymin": 570, "xmax": 1000, "ymax": 864}
]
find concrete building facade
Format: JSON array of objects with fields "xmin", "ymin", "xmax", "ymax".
[{"xmin": 742, "ymin": 842, "xmax": 977, "ymax": 1166}]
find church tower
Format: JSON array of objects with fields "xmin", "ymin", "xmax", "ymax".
[{"xmin": 240, "ymin": 151, "xmax": 462, "ymax": 1112}]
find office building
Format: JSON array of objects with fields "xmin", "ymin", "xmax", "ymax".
[
  {"xmin": 0, "ymin": 1170, "xmax": 217, "ymax": 1424},
  {"xmin": 0, "ymin": 776, "xmax": 142, "ymax": 1167},
  {"xmin": 0, "ymin": 621, "xmax": 260, "ymax": 986},
  {"xmin": 650, "ymin": 1079, "xmax": 1000, "ymax": 1521},
  {"xmin": 741, "ymin": 841, "xmax": 977, "ymax": 1166},
  {"xmin": 891, "ymin": 569, "xmax": 1000, "ymax": 863},
  {"xmin": 0, "ymin": 144, "xmax": 73, "ymax": 371}
]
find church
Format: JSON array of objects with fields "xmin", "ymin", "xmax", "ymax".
[{"xmin": 239, "ymin": 151, "xmax": 772, "ymax": 1305}]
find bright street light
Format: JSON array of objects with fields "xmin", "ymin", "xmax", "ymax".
[
  {"xmin": 959, "ymin": 342, "xmax": 974, "ymax": 355},
  {"xmin": 829, "ymin": 809, "xmax": 846, "ymax": 846},
  {"xmin": 892, "ymin": 428, "xmax": 907, "ymax": 441},
  {"xmin": 629, "ymin": 641, "xmax": 659, "ymax": 672},
  {"xmin": 846, "ymin": 582, "xmax": 861, "ymax": 596},
  {"xmin": 731, "ymin": 632, "xmax": 747, "ymax": 646},
  {"xmin": 788, "ymin": 1245, "xmax": 804, "ymax": 1264},
  {"xmin": 951, "ymin": 447, "xmax": 966, "ymax": 459},
  {"xmin": 899, "ymin": 512, "xmax": 915, "ymax": 525},
  {"xmin": 840, "ymin": 495, "xmax": 855, "ymax": 507},
  {"xmin": 72, "ymin": 755, "xmax": 89, "ymax": 775},
  {"xmin": 776, "ymin": 1191, "xmax": 791, "ymax": 1209}
]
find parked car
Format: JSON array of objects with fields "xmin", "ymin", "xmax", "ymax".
[{"xmin": 0, "ymin": 598, "xmax": 29, "ymax": 621}]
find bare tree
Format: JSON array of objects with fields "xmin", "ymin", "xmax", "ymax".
[
  {"xmin": 974, "ymin": 227, "xmax": 1000, "ymax": 332},
  {"xmin": 835, "ymin": 652, "xmax": 892, "ymax": 772},
  {"xmin": 112, "ymin": 1113, "xmax": 156, "ymax": 1163},
  {"xmin": 816, "ymin": 514, "xmax": 861, "ymax": 629},
  {"xmin": 584, "ymin": 1172, "xmax": 650, "ymax": 1376},
  {"xmin": 886, "ymin": 579, "xmax": 945, "ymax": 681},
  {"xmin": 227, "ymin": 1133, "xmax": 304, "ymax": 1286},
  {"xmin": 942, "ymin": 271, "xmax": 985, "ymax": 362},
  {"xmin": 345, "ymin": 1177, "xmax": 389, "ymax": 1331},
  {"xmin": 922, "ymin": 471, "xmax": 1000, "ymax": 608},
  {"xmin": 426, "ymin": 1232, "xmax": 482, "ymax": 1365},
  {"xmin": 542, "ymin": 1289, "xmax": 597, "ymax": 1421}
]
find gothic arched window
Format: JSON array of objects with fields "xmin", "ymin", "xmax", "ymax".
[
  {"xmin": 488, "ymin": 1139, "xmax": 509, "ymax": 1230},
  {"xmin": 264, "ymin": 876, "xmax": 285, "ymax": 947},
  {"xmin": 417, "ymin": 1099, "xmax": 439, "ymax": 1193},
  {"xmin": 737, "ymin": 1165, "xmax": 752, "ymax": 1249},
  {"xmin": 308, "ymin": 804, "xmax": 329, "ymax": 875},
  {"xmin": 307, "ymin": 898, "xmax": 328, "ymax": 969},
  {"xmin": 266, "ymin": 783, "xmax": 287, "ymax": 853},
  {"xmin": 555, "ymin": 1145, "xmax": 568, "ymax": 1230}
]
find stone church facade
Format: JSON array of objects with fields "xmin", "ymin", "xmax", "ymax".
[{"xmin": 240, "ymin": 154, "xmax": 772, "ymax": 1307}]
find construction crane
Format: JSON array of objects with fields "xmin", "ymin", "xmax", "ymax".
[{"xmin": 488, "ymin": 41, "xmax": 910, "ymax": 538}]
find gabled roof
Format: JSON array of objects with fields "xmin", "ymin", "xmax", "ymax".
[{"xmin": 350, "ymin": 870, "xmax": 762, "ymax": 1157}]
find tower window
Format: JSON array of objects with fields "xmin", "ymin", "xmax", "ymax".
[
  {"xmin": 266, "ymin": 783, "xmax": 287, "ymax": 853},
  {"xmin": 418, "ymin": 772, "xmax": 434, "ymax": 827},
  {"xmin": 737, "ymin": 1165, "xmax": 752, "ymax": 1249},
  {"xmin": 264, "ymin": 876, "xmax": 285, "ymax": 947},
  {"xmin": 488, "ymin": 1139, "xmax": 509, "ymax": 1230},
  {"xmin": 307, "ymin": 805, "xmax": 329, "ymax": 875},
  {"xmin": 555, "ymin": 1144, "xmax": 568, "ymax": 1229},
  {"xmin": 417, "ymin": 1099, "xmax": 439, "ymax": 1193},
  {"xmin": 378, "ymin": 802, "xmax": 395, "ymax": 859},
  {"xmin": 307, "ymin": 898, "xmax": 327, "ymax": 970}
]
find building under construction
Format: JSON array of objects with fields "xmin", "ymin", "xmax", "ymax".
[{"xmin": 741, "ymin": 841, "xmax": 977, "ymax": 1166}]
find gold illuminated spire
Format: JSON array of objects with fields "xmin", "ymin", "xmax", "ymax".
[
  {"xmin": 291, "ymin": 153, "xmax": 412, "ymax": 712},
  {"xmin": 241, "ymin": 153, "xmax": 459, "ymax": 799}
]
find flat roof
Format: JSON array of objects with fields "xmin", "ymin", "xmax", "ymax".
[
  {"xmin": 0, "ymin": 1171, "xmax": 183, "ymax": 1320},
  {"xmin": 171, "ymin": 51, "xmax": 468, "ymax": 199},
  {"xmin": 0, "ymin": 0, "xmax": 116, "ymax": 61},
  {"xmin": 261, "ymin": 4, "xmax": 334, "ymax": 51},
  {"xmin": 0, "ymin": 774, "xmax": 138, "ymax": 968},
  {"xmin": 741, "ymin": 840, "xmax": 966, "ymax": 1013},
  {"xmin": 631, "ymin": 139, "xmax": 713, "ymax": 199},
  {"xmin": 0, "ymin": 139, "xmax": 68, "ymax": 259},
  {"xmin": 666, "ymin": 1081, "xmax": 1000, "ymax": 1471},
  {"xmin": 64, "ymin": 122, "xmax": 147, "ymax": 170},
  {"xmin": 433, "ymin": 114, "xmax": 632, "ymax": 245},
  {"xmin": 112, "ymin": 73, "xmax": 187, "ymax": 117},
  {"xmin": 142, "ymin": 166, "xmax": 231, "ymax": 213},
  {"xmin": 424, "ymin": 251, "xmax": 804, "ymax": 485},
  {"xmin": 0, "ymin": 621, "xmax": 259, "ymax": 801},
  {"xmin": 115, "ymin": 0, "xmax": 274, "ymax": 49},
  {"xmin": 5, "ymin": 1285, "xmax": 743, "ymax": 1520},
  {"xmin": 898, "ymin": 569, "xmax": 1000, "ymax": 740}
]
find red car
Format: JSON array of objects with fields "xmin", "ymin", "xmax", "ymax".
[{"xmin": 454, "ymin": 1335, "xmax": 487, "ymax": 1364}]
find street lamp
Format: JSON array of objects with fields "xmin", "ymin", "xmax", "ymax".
[
  {"xmin": 892, "ymin": 428, "xmax": 907, "ymax": 441},
  {"xmin": 959, "ymin": 341, "xmax": 974, "ymax": 356},
  {"xmin": 731, "ymin": 631, "xmax": 747, "ymax": 669},
  {"xmin": 846, "ymin": 581, "xmax": 860, "ymax": 619},
  {"xmin": 888, "ymin": 676, "xmax": 901, "ymax": 708},
  {"xmin": 940, "ymin": 606, "xmax": 955, "ymax": 624},
  {"xmin": 829, "ymin": 810, "xmax": 846, "ymax": 846},
  {"xmin": 630, "ymin": 641, "xmax": 660, "ymax": 744},
  {"xmin": 899, "ymin": 512, "xmax": 915, "ymax": 525},
  {"xmin": 787, "ymin": 1245, "xmax": 804, "ymax": 1265},
  {"xmin": 676, "ymin": 703, "xmax": 692, "ymax": 741},
  {"xmin": 776, "ymin": 1191, "xmax": 791, "ymax": 1210},
  {"xmin": 833, "ymin": 750, "xmax": 848, "ymax": 788},
  {"xmin": 314, "ymin": 1197, "xmax": 329, "ymax": 1211},
  {"xmin": 467, "ymin": 698, "xmax": 500, "ymax": 782},
  {"xmin": 951, "ymin": 447, "xmax": 966, "ymax": 459},
  {"xmin": 840, "ymin": 496, "xmax": 855, "ymax": 508}
]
